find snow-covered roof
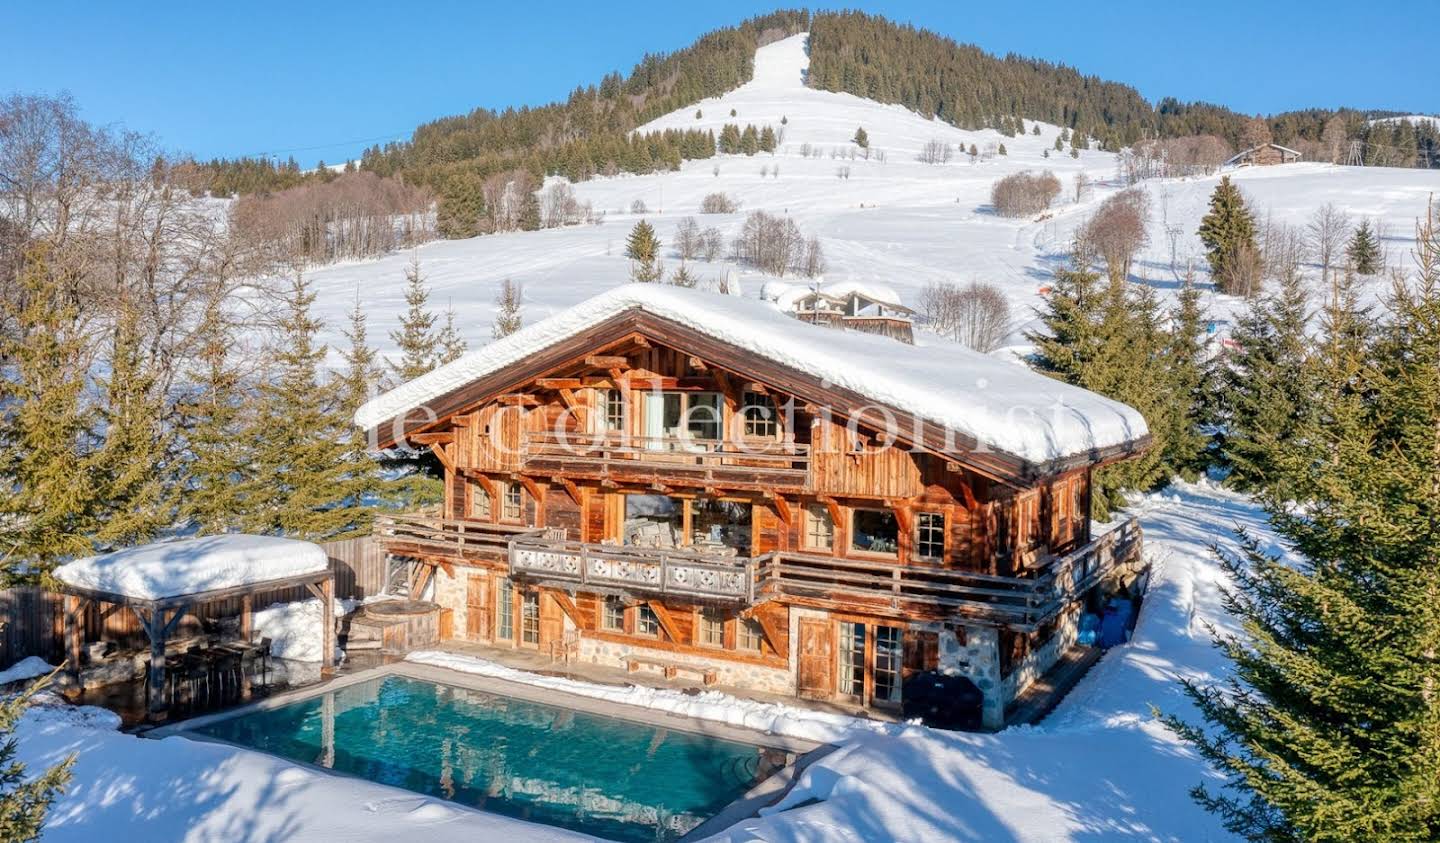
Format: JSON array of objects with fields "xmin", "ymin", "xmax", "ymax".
[
  {"xmin": 355, "ymin": 285, "xmax": 1148, "ymax": 467},
  {"xmin": 54, "ymin": 535, "xmax": 329, "ymax": 601},
  {"xmin": 1225, "ymin": 143, "xmax": 1301, "ymax": 165},
  {"xmin": 764, "ymin": 279, "xmax": 909, "ymax": 313}
]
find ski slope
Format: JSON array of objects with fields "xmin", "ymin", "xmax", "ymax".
[{"xmin": 300, "ymin": 32, "xmax": 1440, "ymax": 369}]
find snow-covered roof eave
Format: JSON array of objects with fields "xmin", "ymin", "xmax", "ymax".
[{"xmin": 356, "ymin": 285, "xmax": 1150, "ymax": 472}]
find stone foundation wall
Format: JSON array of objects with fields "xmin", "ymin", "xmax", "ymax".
[
  {"xmin": 941, "ymin": 624, "xmax": 1004, "ymax": 729},
  {"xmin": 578, "ymin": 638, "xmax": 795, "ymax": 695},
  {"xmin": 1001, "ymin": 604, "xmax": 1082, "ymax": 703}
]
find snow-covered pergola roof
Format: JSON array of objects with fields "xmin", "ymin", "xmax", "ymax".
[
  {"xmin": 355, "ymin": 284, "xmax": 1149, "ymax": 473},
  {"xmin": 54, "ymin": 535, "xmax": 330, "ymax": 606}
]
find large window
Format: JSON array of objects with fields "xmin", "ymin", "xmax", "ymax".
[
  {"xmin": 654, "ymin": 391, "xmax": 724, "ymax": 442},
  {"xmin": 689, "ymin": 498, "xmax": 752, "ymax": 554},
  {"xmin": 470, "ymin": 482, "xmax": 492, "ymax": 520},
  {"xmin": 636, "ymin": 605, "xmax": 660, "ymax": 637},
  {"xmin": 601, "ymin": 596, "xmax": 624, "ymax": 631},
  {"xmin": 742, "ymin": 390, "xmax": 778, "ymax": 438},
  {"xmin": 804, "ymin": 505, "xmax": 834, "ymax": 551},
  {"xmin": 699, "ymin": 607, "xmax": 725, "ymax": 647},
  {"xmin": 502, "ymin": 482, "xmax": 523, "ymax": 521},
  {"xmin": 603, "ymin": 389, "xmax": 625, "ymax": 433},
  {"xmin": 496, "ymin": 577, "xmax": 514, "ymax": 640},
  {"xmin": 915, "ymin": 512, "xmax": 946, "ymax": 561},
  {"xmin": 873, "ymin": 625, "xmax": 903, "ymax": 704},
  {"xmin": 738, "ymin": 617, "xmax": 764, "ymax": 652},
  {"xmin": 838, "ymin": 622, "xmax": 866, "ymax": 697},
  {"xmin": 520, "ymin": 591, "xmax": 540, "ymax": 645},
  {"xmin": 851, "ymin": 509, "xmax": 900, "ymax": 556}
]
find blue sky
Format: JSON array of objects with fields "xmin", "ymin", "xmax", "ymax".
[{"xmin": 9, "ymin": 2, "xmax": 1436, "ymax": 168}]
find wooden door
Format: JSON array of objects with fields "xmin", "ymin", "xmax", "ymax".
[
  {"xmin": 797, "ymin": 618, "xmax": 834, "ymax": 699},
  {"xmin": 465, "ymin": 575, "xmax": 490, "ymax": 641},
  {"xmin": 539, "ymin": 592, "xmax": 565, "ymax": 649}
]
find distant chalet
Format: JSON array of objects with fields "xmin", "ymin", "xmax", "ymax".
[
  {"xmin": 356, "ymin": 284, "xmax": 1151, "ymax": 729},
  {"xmin": 1225, "ymin": 142, "xmax": 1302, "ymax": 167}
]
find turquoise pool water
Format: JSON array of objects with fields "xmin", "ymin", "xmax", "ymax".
[{"xmin": 190, "ymin": 675, "xmax": 780, "ymax": 842}]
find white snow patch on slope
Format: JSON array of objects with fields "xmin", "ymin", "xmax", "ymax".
[
  {"xmin": 53, "ymin": 535, "xmax": 328, "ymax": 600},
  {"xmin": 355, "ymin": 284, "xmax": 1148, "ymax": 464},
  {"xmin": 0, "ymin": 657, "xmax": 57, "ymax": 686}
]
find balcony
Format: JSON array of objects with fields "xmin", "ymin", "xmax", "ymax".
[
  {"xmin": 377, "ymin": 512, "xmax": 1143, "ymax": 630},
  {"xmin": 520, "ymin": 432, "xmax": 810, "ymax": 492}
]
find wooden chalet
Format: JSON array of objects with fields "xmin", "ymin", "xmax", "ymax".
[
  {"xmin": 1225, "ymin": 143, "xmax": 1301, "ymax": 167},
  {"xmin": 358, "ymin": 285, "xmax": 1150, "ymax": 728}
]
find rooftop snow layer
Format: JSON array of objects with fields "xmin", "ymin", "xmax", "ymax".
[
  {"xmin": 355, "ymin": 284, "xmax": 1148, "ymax": 465},
  {"xmin": 54, "ymin": 535, "xmax": 329, "ymax": 600}
]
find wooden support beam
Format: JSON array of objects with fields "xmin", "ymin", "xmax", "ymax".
[
  {"xmin": 550, "ymin": 591, "xmax": 586, "ymax": 630},
  {"xmin": 63, "ymin": 596, "xmax": 83, "ymax": 676},
  {"xmin": 687, "ymin": 355, "xmax": 708, "ymax": 371},
  {"xmin": 517, "ymin": 474, "xmax": 545, "ymax": 505},
  {"xmin": 558, "ymin": 388, "xmax": 580, "ymax": 411},
  {"xmin": 893, "ymin": 505, "xmax": 914, "ymax": 536},
  {"xmin": 466, "ymin": 471, "xmax": 497, "ymax": 499},
  {"xmin": 409, "ymin": 432, "xmax": 454, "ymax": 446},
  {"xmin": 646, "ymin": 600, "xmax": 682, "ymax": 643},
  {"xmin": 631, "ymin": 336, "xmax": 651, "ymax": 349},
  {"xmin": 428, "ymin": 443, "xmax": 455, "ymax": 473},
  {"xmin": 820, "ymin": 495, "xmax": 844, "ymax": 528},
  {"xmin": 585, "ymin": 355, "xmax": 629, "ymax": 369},
  {"xmin": 497, "ymin": 393, "xmax": 539, "ymax": 406},
  {"xmin": 768, "ymin": 493, "xmax": 793, "ymax": 526},
  {"xmin": 555, "ymin": 477, "xmax": 584, "ymax": 507},
  {"xmin": 536, "ymin": 378, "xmax": 582, "ymax": 389},
  {"xmin": 321, "ymin": 578, "xmax": 335, "ymax": 671},
  {"xmin": 437, "ymin": 560, "xmax": 456, "ymax": 579},
  {"xmin": 742, "ymin": 609, "xmax": 786, "ymax": 657},
  {"xmin": 240, "ymin": 593, "xmax": 254, "ymax": 699}
]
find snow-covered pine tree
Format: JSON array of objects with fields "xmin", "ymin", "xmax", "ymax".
[
  {"xmin": 436, "ymin": 304, "xmax": 467, "ymax": 364},
  {"xmin": 243, "ymin": 270, "xmax": 364, "ymax": 540},
  {"xmin": 625, "ymin": 221, "xmax": 663, "ymax": 283},
  {"xmin": 0, "ymin": 676, "xmax": 73, "ymax": 839},
  {"xmin": 92, "ymin": 290, "xmax": 172, "ymax": 549},
  {"xmin": 388, "ymin": 256, "xmax": 440, "ymax": 382},
  {"xmin": 179, "ymin": 291, "xmax": 249, "ymax": 535},
  {"xmin": 492, "ymin": 279, "xmax": 523, "ymax": 339},
  {"xmin": 1346, "ymin": 218, "xmax": 1381, "ymax": 275},
  {"xmin": 0, "ymin": 245, "xmax": 98, "ymax": 572},
  {"xmin": 1214, "ymin": 268, "xmax": 1311, "ymax": 495},
  {"xmin": 1198, "ymin": 176, "xmax": 1258, "ymax": 295},
  {"xmin": 1165, "ymin": 203, "xmax": 1440, "ymax": 841}
]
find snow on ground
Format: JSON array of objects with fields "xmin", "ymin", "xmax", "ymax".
[
  {"xmin": 14, "ymin": 479, "xmax": 1268, "ymax": 841},
  {"xmin": 53, "ymin": 535, "xmax": 329, "ymax": 600},
  {"xmin": 0, "ymin": 656, "xmax": 57, "ymax": 686},
  {"xmin": 253, "ymin": 597, "xmax": 346, "ymax": 663},
  {"xmin": 299, "ymin": 32, "xmax": 1440, "ymax": 369}
]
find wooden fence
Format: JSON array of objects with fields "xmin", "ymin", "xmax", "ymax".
[{"xmin": 0, "ymin": 535, "xmax": 388, "ymax": 669}]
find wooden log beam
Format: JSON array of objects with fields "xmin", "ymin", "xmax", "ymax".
[
  {"xmin": 517, "ymin": 474, "xmax": 545, "ymax": 505},
  {"xmin": 429, "ymin": 443, "xmax": 456, "ymax": 473},
  {"xmin": 549, "ymin": 590, "xmax": 586, "ymax": 630},
  {"xmin": 768, "ymin": 493, "xmax": 793, "ymax": 526},
  {"xmin": 536, "ymin": 378, "xmax": 582, "ymax": 390},
  {"xmin": 742, "ymin": 608, "xmax": 786, "ymax": 657},
  {"xmin": 497, "ymin": 393, "xmax": 539, "ymax": 406},
  {"xmin": 409, "ymin": 432, "xmax": 455, "ymax": 446},
  {"xmin": 585, "ymin": 355, "xmax": 629, "ymax": 369},
  {"xmin": 820, "ymin": 496, "xmax": 844, "ymax": 529},
  {"xmin": 555, "ymin": 477, "xmax": 584, "ymax": 507},
  {"xmin": 646, "ymin": 600, "xmax": 682, "ymax": 643},
  {"xmin": 465, "ymin": 471, "xmax": 498, "ymax": 499},
  {"xmin": 63, "ymin": 596, "xmax": 84, "ymax": 678}
]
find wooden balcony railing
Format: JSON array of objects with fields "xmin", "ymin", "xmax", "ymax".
[
  {"xmin": 509, "ymin": 535, "xmax": 756, "ymax": 603},
  {"xmin": 520, "ymin": 432, "xmax": 810, "ymax": 491},
  {"xmin": 377, "ymin": 511, "xmax": 1142, "ymax": 630}
]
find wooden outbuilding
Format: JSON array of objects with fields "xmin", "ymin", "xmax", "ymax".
[{"xmin": 1225, "ymin": 143, "xmax": 1301, "ymax": 167}]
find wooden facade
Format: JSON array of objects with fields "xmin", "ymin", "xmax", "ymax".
[{"xmin": 368, "ymin": 308, "xmax": 1147, "ymax": 726}]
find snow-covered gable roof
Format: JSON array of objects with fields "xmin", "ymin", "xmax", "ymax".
[
  {"xmin": 1225, "ymin": 143, "xmax": 1301, "ymax": 165},
  {"xmin": 355, "ymin": 285, "xmax": 1149, "ymax": 469},
  {"xmin": 54, "ymin": 535, "xmax": 329, "ymax": 601}
]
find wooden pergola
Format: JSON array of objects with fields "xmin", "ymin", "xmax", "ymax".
[{"xmin": 58, "ymin": 569, "xmax": 335, "ymax": 718}]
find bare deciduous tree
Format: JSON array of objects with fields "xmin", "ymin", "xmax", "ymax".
[
  {"xmin": 733, "ymin": 211, "xmax": 806, "ymax": 276},
  {"xmin": 675, "ymin": 217, "xmax": 702, "ymax": 261},
  {"xmin": 1077, "ymin": 188, "xmax": 1151, "ymax": 283},
  {"xmin": 700, "ymin": 192, "xmax": 738, "ymax": 214},
  {"xmin": 920, "ymin": 281, "xmax": 1012, "ymax": 352},
  {"xmin": 990, "ymin": 171, "xmax": 1061, "ymax": 217},
  {"xmin": 916, "ymin": 139, "xmax": 952, "ymax": 165},
  {"xmin": 1307, "ymin": 203, "xmax": 1350, "ymax": 286}
]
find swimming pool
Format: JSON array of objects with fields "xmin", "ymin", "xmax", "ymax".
[{"xmin": 188, "ymin": 673, "xmax": 785, "ymax": 842}]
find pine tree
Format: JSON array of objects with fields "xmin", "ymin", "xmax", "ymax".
[
  {"xmin": 1164, "ymin": 204, "xmax": 1440, "ymax": 842},
  {"xmin": 759, "ymin": 126, "xmax": 777, "ymax": 153},
  {"xmin": 719, "ymin": 124, "xmax": 741, "ymax": 154},
  {"xmin": 179, "ymin": 292, "xmax": 248, "ymax": 535},
  {"xmin": 739, "ymin": 124, "xmax": 760, "ymax": 155},
  {"xmin": 336, "ymin": 291, "xmax": 386, "ymax": 519},
  {"xmin": 0, "ymin": 246, "xmax": 97, "ymax": 572},
  {"xmin": 388, "ymin": 256, "xmax": 439, "ymax": 381},
  {"xmin": 1346, "ymin": 218, "xmax": 1381, "ymax": 275},
  {"xmin": 243, "ymin": 271, "xmax": 364, "ymax": 540},
  {"xmin": 91, "ymin": 291, "xmax": 172, "ymax": 549},
  {"xmin": 625, "ymin": 221, "xmax": 663, "ymax": 283},
  {"xmin": 1161, "ymin": 271, "xmax": 1211, "ymax": 478},
  {"xmin": 853, "ymin": 126, "xmax": 869, "ymax": 148},
  {"xmin": 1054, "ymin": 135, "xmax": 1064, "ymax": 151},
  {"xmin": 669, "ymin": 263, "xmax": 699, "ymax": 288},
  {"xmin": 1197, "ymin": 176, "xmax": 1258, "ymax": 295},
  {"xmin": 492, "ymin": 279, "xmax": 523, "ymax": 339},
  {"xmin": 436, "ymin": 304, "xmax": 467, "ymax": 364},
  {"xmin": 998, "ymin": 143, "xmax": 1007, "ymax": 156},
  {"xmin": 0, "ymin": 675, "xmax": 73, "ymax": 839},
  {"xmin": 1214, "ymin": 269, "xmax": 1311, "ymax": 495},
  {"xmin": 1032, "ymin": 124, "xmax": 1041, "ymax": 136}
]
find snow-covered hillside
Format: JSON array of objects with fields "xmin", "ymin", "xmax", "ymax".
[{"xmin": 301, "ymin": 31, "xmax": 1440, "ymax": 365}]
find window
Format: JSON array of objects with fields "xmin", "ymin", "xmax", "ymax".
[
  {"xmin": 804, "ymin": 505, "xmax": 834, "ymax": 551},
  {"xmin": 636, "ymin": 605, "xmax": 660, "ymax": 637},
  {"xmin": 873, "ymin": 625, "xmax": 903, "ymax": 703},
  {"xmin": 738, "ymin": 617, "xmax": 764, "ymax": 652},
  {"xmin": 601, "ymin": 597, "xmax": 625, "ymax": 631},
  {"xmin": 742, "ymin": 390, "xmax": 777, "ymax": 438},
  {"xmin": 470, "ymin": 483, "xmax": 492, "ymax": 520},
  {"xmin": 496, "ymin": 577, "xmax": 514, "ymax": 640},
  {"xmin": 838, "ymin": 622, "xmax": 866, "ymax": 697},
  {"xmin": 656, "ymin": 391, "xmax": 724, "ymax": 442},
  {"xmin": 915, "ymin": 512, "xmax": 946, "ymax": 561},
  {"xmin": 686, "ymin": 392, "xmax": 723, "ymax": 441},
  {"xmin": 689, "ymin": 498, "xmax": 752, "ymax": 554},
  {"xmin": 851, "ymin": 509, "xmax": 899, "ymax": 556},
  {"xmin": 502, "ymin": 482, "xmax": 523, "ymax": 521},
  {"xmin": 603, "ymin": 389, "xmax": 625, "ymax": 433},
  {"xmin": 520, "ymin": 591, "xmax": 540, "ymax": 645},
  {"xmin": 699, "ymin": 607, "xmax": 725, "ymax": 647}
]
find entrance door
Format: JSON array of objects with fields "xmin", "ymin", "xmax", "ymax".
[
  {"xmin": 465, "ymin": 575, "xmax": 490, "ymax": 641},
  {"xmin": 797, "ymin": 618, "xmax": 834, "ymax": 699}
]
